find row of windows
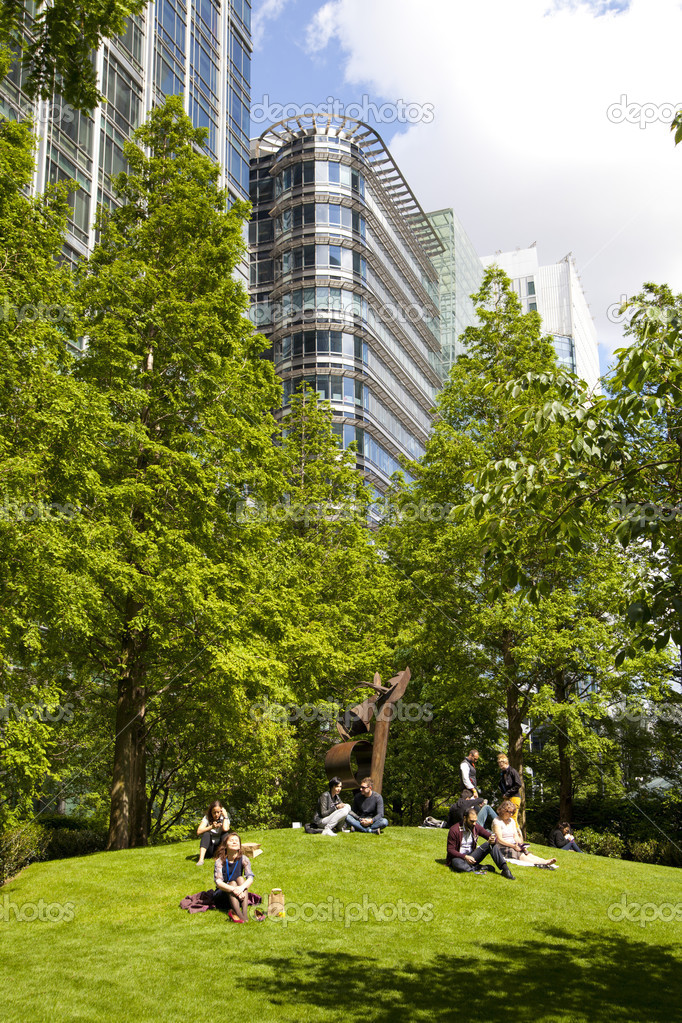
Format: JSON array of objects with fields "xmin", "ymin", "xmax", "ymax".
[
  {"xmin": 157, "ymin": 0, "xmax": 186, "ymax": 64},
  {"xmin": 328, "ymin": 424, "xmax": 409, "ymax": 481},
  {"xmin": 230, "ymin": 0, "xmax": 251, "ymax": 34},
  {"xmin": 275, "ymin": 330, "xmax": 431, "ymax": 435},
  {"xmin": 103, "ymin": 52, "xmax": 142, "ymax": 134},
  {"xmin": 283, "ymin": 376, "xmax": 424, "ymax": 460},
  {"xmin": 274, "ymin": 160, "xmax": 365, "ymax": 198},
  {"xmin": 116, "ymin": 15, "xmax": 144, "ymax": 66},
  {"xmin": 276, "ymin": 244, "xmax": 366, "ymax": 279},
  {"xmin": 273, "ymin": 202, "xmax": 366, "ymax": 238},
  {"xmin": 279, "ymin": 330, "xmax": 364, "ymax": 360}
]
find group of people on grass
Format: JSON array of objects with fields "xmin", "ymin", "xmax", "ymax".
[
  {"xmin": 195, "ymin": 801, "xmax": 262, "ymax": 922},
  {"xmin": 193, "ymin": 747, "xmax": 583, "ymax": 921}
]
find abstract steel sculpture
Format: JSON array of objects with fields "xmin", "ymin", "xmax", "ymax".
[{"xmin": 324, "ymin": 667, "xmax": 411, "ymax": 794}]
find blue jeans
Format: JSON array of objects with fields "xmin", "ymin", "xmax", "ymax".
[
  {"xmin": 346, "ymin": 815, "xmax": 389, "ymax": 833},
  {"xmin": 477, "ymin": 805, "xmax": 498, "ymax": 829},
  {"xmin": 564, "ymin": 840, "xmax": 583, "ymax": 852}
]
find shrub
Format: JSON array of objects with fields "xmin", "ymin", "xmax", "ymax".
[
  {"xmin": 575, "ymin": 827, "xmax": 626, "ymax": 858},
  {"xmin": 43, "ymin": 828, "xmax": 108, "ymax": 860},
  {"xmin": 0, "ymin": 824, "xmax": 49, "ymax": 885},
  {"xmin": 628, "ymin": 840, "xmax": 659, "ymax": 864}
]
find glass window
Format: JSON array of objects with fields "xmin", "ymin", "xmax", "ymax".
[
  {"xmin": 317, "ymin": 330, "xmax": 329, "ymax": 353},
  {"xmin": 304, "ymin": 331, "xmax": 316, "ymax": 354},
  {"xmin": 328, "ymin": 162, "xmax": 340, "ymax": 184},
  {"xmin": 331, "ymin": 377, "xmax": 343, "ymax": 401},
  {"xmin": 329, "ymin": 245, "xmax": 341, "ymax": 268},
  {"xmin": 527, "ymin": 279, "xmax": 536, "ymax": 296},
  {"xmin": 330, "ymin": 330, "xmax": 342, "ymax": 354}
]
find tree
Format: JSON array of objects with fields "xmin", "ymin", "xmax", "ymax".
[
  {"xmin": 383, "ymin": 268, "xmax": 664, "ymax": 821},
  {"xmin": 1, "ymin": 1, "xmax": 146, "ymax": 108},
  {"xmin": 468, "ymin": 284, "xmax": 682, "ymax": 662},
  {"xmin": 53, "ymin": 96, "xmax": 285, "ymax": 848},
  {"xmin": 0, "ymin": 62, "xmax": 110, "ymax": 826}
]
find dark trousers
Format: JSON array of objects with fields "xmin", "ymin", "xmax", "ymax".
[
  {"xmin": 214, "ymin": 887, "xmax": 248, "ymax": 921},
  {"xmin": 449, "ymin": 841, "xmax": 508, "ymax": 873}
]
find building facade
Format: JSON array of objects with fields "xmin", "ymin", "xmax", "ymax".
[
  {"xmin": 480, "ymin": 246, "xmax": 601, "ymax": 391},
  {"xmin": 1, "ymin": 0, "xmax": 252, "ymax": 274},
  {"xmin": 427, "ymin": 208, "xmax": 484, "ymax": 377},
  {"xmin": 250, "ymin": 114, "xmax": 443, "ymax": 495}
]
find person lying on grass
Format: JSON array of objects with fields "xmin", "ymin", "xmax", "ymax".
[
  {"xmin": 446, "ymin": 806, "xmax": 516, "ymax": 880},
  {"xmin": 196, "ymin": 800, "xmax": 230, "ymax": 865},
  {"xmin": 214, "ymin": 833, "xmax": 261, "ymax": 922},
  {"xmin": 492, "ymin": 801, "xmax": 558, "ymax": 869}
]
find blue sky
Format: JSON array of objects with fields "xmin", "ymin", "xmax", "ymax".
[{"xmin": 251, "ymin": 0, "xmax": 682, "ymax": 380}]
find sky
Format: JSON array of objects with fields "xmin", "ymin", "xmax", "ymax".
[{"xmin": 250, "ymin": 0, "xmax": 682, "ymax": 378}]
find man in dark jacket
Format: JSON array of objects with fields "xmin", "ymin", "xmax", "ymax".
[
  {"xmin": 346, "ymin": 777, "xmax": 389, "ymax": 834},
  {"xmin": 447, "ymin": 807, "xmax": 515, "ymax": 879},
  {"xmin": 497, "ymin": 754, "xmax": 523, "ymax": 822}
]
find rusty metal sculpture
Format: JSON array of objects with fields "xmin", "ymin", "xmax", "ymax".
[{"xmin": 324, "ymin": 667, "xmax": 411, "ymax": 794}]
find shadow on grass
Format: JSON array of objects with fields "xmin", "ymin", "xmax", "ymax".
[{"xmin": 239, "ymin": 928, "xmax": 682, "ymax": 1022}]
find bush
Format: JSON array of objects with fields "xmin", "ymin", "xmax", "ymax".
[
  {"xmin": 575, "ymin": 827, "xmax": 626, "ymax": 858},
  {"xmin": 627, "ymin": 839, "xmax": 659, "ymax": 864},
  {"xmin": 0, "ymin": 824, "xmax": 49, "ymax": 885},
  {"xmin": 43, "ymin": 828, "xmax": 108, "ymax": 860}
]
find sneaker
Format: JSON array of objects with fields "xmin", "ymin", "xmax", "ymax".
[{"xmin": 321, "ymin": 828, "xmax": 338, "ymax": 837}]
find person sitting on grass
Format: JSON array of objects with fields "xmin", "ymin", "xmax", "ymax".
[
  {"xmin": 492, "ymin": 801, "xmax": 558, "ymax": 869},
  {"xmin": 313, "ymin": 776, "xmax": 351, "ymax": 836},
  {"xmin": 446, "ymin": 806, "xmax": 516, "ymax": 880},
  {"xmin": 346, "ymin": 777, "xmax": 389, "ymax": 834},
  {"xmin": 447, "ymin": 795, "xmax": 497, "ymax": 830},
  {"xmin": 196, "ymin": 800, "xmax": 230, "ymax": 865},
  {"xmin": 549, "ymin": 821, "xmax": 584, "ymax": 852},
  {"xmin": 213, "ymin": 833, "xmax": 261, "ymax": 922}
]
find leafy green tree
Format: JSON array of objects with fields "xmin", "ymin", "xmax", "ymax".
[
  {"xmin": 0, "ymin": 64, "xmax": 107, "ymax": 826},
  {"xmin": 51, "ymin": 96, "xmax": 286, "ymax": 849},
  {"xmin": 1, "ymin": 2, "xmax": 146, "ymax": 108},
  {"xmin": 383, "ymin": 268, "xmax": 665, "ymax": 820}
]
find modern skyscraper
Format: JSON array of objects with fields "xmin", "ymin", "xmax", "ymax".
[
  {"xmin": 249, "ymin": 114, "xmax": 443, "ymax": 495},
  {"xmin": 427, "ymin": 208, "xmax": 484, "ymax": 377},
  {"xmin": 1, "ymin": 0, "xmax": 252, "ymax": 273},
  {"xmin": 480, "ymin": 246, "xmax": 601, "ymax": 391}
]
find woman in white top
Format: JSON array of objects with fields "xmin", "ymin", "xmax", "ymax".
[
  {"xmin": 196, "ymin": 800, "xmax": 230, "ymax": 865},
  {"xmin": 493, "ymin": 801, "xmax": 558, "ymax": 868}
]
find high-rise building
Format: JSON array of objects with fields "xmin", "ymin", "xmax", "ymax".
[
  {"xmin": 249, "ymin": 114, "xmax": 443, "ymax": 495},
  {"xmin": 480, "ymin": 246, "xmax": 601, "ymax": 391},
  {"xmin": 427, "ymin": 208, "xmax": 484, "ymax": 377},
  {"xmin": 1, "ymin": 0, "xmax": 252, "ymax": 275}
]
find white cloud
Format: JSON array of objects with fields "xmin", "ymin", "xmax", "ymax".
[
  {"xmin": 304, "ymin": 0, "xmax": 682, "ymax": 349},
  {"xmin": 252, "ymin": 0, "xmax": 293, "ymax": 49}
]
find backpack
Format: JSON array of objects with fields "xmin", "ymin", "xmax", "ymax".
[{"xmin": 421, "ymin": 815, "xmax": 446, "ymax": 829}]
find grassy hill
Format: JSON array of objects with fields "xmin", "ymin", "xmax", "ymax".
[{"xmin": 1, "ymin": 827, "xmax": 681, "ymax": 1022}]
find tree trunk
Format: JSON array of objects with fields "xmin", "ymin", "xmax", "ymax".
[
  {"xmin": 502, "ymin": 628, "xmax": 526, "ymax": 832},
  {"xmin": 554, "ymin": 669, "xmax": 573, "ymax": 821},
  {"xmin": 108, "ymin": 603, "xmax": 148, "ymax": 850}
]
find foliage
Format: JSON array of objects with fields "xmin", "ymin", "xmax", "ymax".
[
  {"xmin": 575, "ymin": 827, "xmax": 627, "ymax": 859},
  {"xmin": 0, "ymin": 2, "xmax": 146, "ymax": 108},
  {"xmin": 0, "ymin": 823, "xmax": 48, "ymax": 884}
]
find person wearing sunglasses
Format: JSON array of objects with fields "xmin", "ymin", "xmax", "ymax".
[{"xmin": 346, "ymin": 777, "xmax": 389, "ymax": 834}]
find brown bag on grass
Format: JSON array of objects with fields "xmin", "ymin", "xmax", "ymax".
[{"xmin": 267, "ymin": 887, "xmax": 285, "ymax": 918}]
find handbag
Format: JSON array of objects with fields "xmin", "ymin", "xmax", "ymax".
[{"xmin": 267, "ymin": 887, "xmax": 285, "ymax": 918}]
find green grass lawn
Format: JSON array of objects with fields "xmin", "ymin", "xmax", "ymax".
[{"xmin": 1, "ymin": 827, "xmax": 681, "ymax": 1022}]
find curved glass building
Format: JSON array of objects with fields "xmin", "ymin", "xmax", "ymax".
[{"xmin": 250, "ymin": 114, "xmax": 444, "ymax": 495}]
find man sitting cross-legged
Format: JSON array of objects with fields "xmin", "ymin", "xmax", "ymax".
[
  {"xmin": 346, "ymin": 777, "xmax": 389, "ymax": 834},
  {"xmin": 446, "ymin": 806, "xmax": 516, "ymax": 879}
]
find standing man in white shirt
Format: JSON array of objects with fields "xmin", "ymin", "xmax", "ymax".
[{"xmin": 460, "ymin": 749, "xmax": 480, "ymax": 799}]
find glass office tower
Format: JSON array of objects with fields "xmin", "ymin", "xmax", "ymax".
[
  {"xmin": 427, "ymin": 208, "xmax": 483, "ymax": 377},
  {"xmin": 250, "ymin": 114, "xmax": 443, "ymax": 495},
  {"xmin": 0, "ymin": 0, "xmax": 252, "ymax": 273}
]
